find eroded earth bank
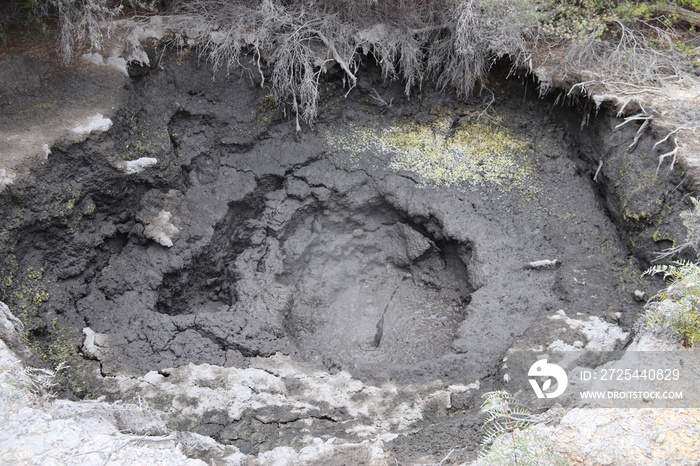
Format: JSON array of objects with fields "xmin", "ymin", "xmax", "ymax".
[{"xmin": 0, "ymin": 43, "xmax": 693, "ymax": 464}]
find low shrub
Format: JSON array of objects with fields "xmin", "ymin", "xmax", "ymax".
[
  {"xmin": 174, "ymin": 0, "xmax": 539, "ymax": 126},
  {"xmin": 4, "ymin": 361, "xmax": 68, "ymax": 407},
  {"xmin": 641, "ymin": 260, "xmax": 700, "ymax": 348}
]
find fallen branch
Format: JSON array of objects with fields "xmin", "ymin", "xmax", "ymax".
[
  {"xmin": 567, "ymin": 80, "xmax": 597, "ymax": 97},
  {"xmin": 629, "ymin": 118, "xmax": 650, "ymax": 149},
  {"xmin": 613, "ymin": 112, "xmax": 653, "ymax": 149},
  {"xmin": 370, "ymin": 88, "xmax": 393, "ymax": 108},
  {"xmin": 313, "ymin": 29, "xmax": 357, "ymax": 89},
  {"xmin": 602, "ymin": 81, "xmax": 665, "ymax": 95},
  {"xmin": 652, "ymin": 125, "xmax": 700, "ymax": 175},
  {"xmin": 476, "ymin": 85, "xmax": 496, "ymax": 121}
]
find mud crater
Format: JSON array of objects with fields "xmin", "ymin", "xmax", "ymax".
[
  {"xmin": 277, "ymin": 196, "xmax": 474, "ymax": 373},
  {"xmin": 0, "ymin": 52, "xmax": 691, "ymax": 400},
  {"xmin": 150, "ymin": 167, "xmax": 476, "ymax": 377}
]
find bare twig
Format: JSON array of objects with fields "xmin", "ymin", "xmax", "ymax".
[
  {"xmin": 656, "ymin": 143, "xmax": 679, "ymax": 175},
  {"xmin": 593, "ymin": 158, "xmax": 604, "ymax": 183},
  {"xmin": 629, "ymin": 118, "xmax": 650, "ymax": 150},
  {"xmin": 568, "ymin": 80, "xmax": 597, "ymax": 96},
  {"xmin": 370, "ymin": 89, "xmax": 393, "ymax": 108},
  {"xmin": 476, "ymin": 85, "xmax": 496, "ymax": 121},
  {"xmin": 172, "ymin": 0, "xmax": 539, "ymax": 128},
  {"xmin": 615, "ymin": 112, "xmax": 652, "ymax": 130},
  {"xmin": 654, "ymin": 126, "xmax": 700, "ymax": 151}
]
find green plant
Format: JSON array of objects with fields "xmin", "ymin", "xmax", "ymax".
[
  {"xmin": 538, "ymin": 0, "xmax": 700, "ymax": 87},
  {"xmin": 478, "ymin": 390, "xmax": 564, "ymax": 466},
  {"xmin": 678, "ymin": 0, "xmax": 700, "ymax": 10},
  {"xmin": 641, "ymin": 260, "xmax": 700, "ymax": 347}
]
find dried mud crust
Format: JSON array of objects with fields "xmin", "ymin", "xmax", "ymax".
[
  {"xmin": 0, "ymin": 52, "xmax": 683, "ymax": 380},
  {"xmin": 0, "ymin": 50, "xmax": 693, "ymax": 460}
]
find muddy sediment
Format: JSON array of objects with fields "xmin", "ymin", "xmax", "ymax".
[{"xmin": 0, "ymin": 50, "xmax": 691, "ymax": 460}]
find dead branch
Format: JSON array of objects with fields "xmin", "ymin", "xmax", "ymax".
[
  {"xmin": 567, "ymin": 80, "xmax": 597, "ymax": 96},
  {"xmin": 311, "ymin": 29, "xmax": 357, "ymax": 88},
  {"xmin": 594, "ymin": 158, "xmax": 604, "ymax": 183},
  {"xmin": 629, "ymin": 118, "xmax": 650, "ymax": 149}
]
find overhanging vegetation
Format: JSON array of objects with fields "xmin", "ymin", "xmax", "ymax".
[{"xmin": 1, "ymin": 0, "xmax": 699, "ymax": 123}]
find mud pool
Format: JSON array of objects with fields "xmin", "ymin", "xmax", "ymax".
[{"xmin": 0, "ymin": 52, "xmax": 690, "ymax": 460}]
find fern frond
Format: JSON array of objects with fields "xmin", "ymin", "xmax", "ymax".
[
  {"xmin": 643, "ymin": 264, "xmax": 670, "ymax": 278},
  {"xmin": 478, "ymin": 391, "xmax": 565, "ymax": 465},
  {"xmin": 480, "ymin": 391, "xmax": 534, "ymax": 447}
]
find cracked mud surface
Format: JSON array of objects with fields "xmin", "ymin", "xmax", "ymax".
[{"xmin": 0, "ymin": 50, "xmax": 692, "ymax": 461}]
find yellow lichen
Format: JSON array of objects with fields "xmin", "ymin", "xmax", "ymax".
[
  {"xmin": 258, "ymin": 92, "xmax": 278, "ymax": 126},
  {"xmin": 326, "ymin": 116, "xmax": 536, "ymax": 192}
]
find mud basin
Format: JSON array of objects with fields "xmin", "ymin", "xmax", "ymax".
[
  {"xmin": 0, "ymin": 52, "xmax": 689, "ymax": 460},
  {"xmin": 277, "ymin": 198, "xmax": 473, "ymax": 375}
]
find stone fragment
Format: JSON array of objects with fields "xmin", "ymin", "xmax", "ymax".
[
  {"xmin": 110, "ymin": 157, "xmax": 158, "ymax": 174},
  {"xmin": 143, "ymin": 210, "xmax": 180, "ymax": 247},
  {"xmin": 82, "ymin": 327, "xmax": 110, "ymax": 361},
  {"xmin": 0, "ymin": 169, "xmax": 16, "ymax": 191},
  {"xmin": 526, "ymin": 259, "xmax": 561, "ymax": 270},
  {"xmin": 124, "ymin": 157, "xmax": 158, "ymax": 174},
  {"xmin": 71, "ymin": 114, "xmax": 113, "ymax": 136},
  {"xmin": 0, "ymin": 301, "xmax": 23, "ymax": 337}
]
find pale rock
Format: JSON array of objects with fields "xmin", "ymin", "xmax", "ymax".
[
  {"xmin": 144, "ymin": 210, "xmax": 180, "ymax": 247},
  {"xmin": 633, "ymin": 289, "xmax": 647, "ymax": 302},
  {"xmin": 526, "ymin": 259, "xmax": 561, "ymax": 270},
  {"xmin": 0, "ymin": 169, "xmax": 16, "ymax": 190},
  {"xmin": 0, "ymin": 301, "xmax": 23, "ymax": 336},
  {"xmin": 71, "ymin": 114, "xmax": 113, "ymax": 136},
  {"xmin": 0, "ymin": 340, "xmax": 212, "ymax": 465},
  {"xmin": 81, "ymin": 327, "xmax": 110, "ymax": 360},
  {"xmin": 110, "ymin": 156, "xmax": 158, "ymax": 174},
  {"xmin": 549, "ymin": 309, "xmax": 629, "ymax": 351},
  {"xmin": 448, "ymin": 380, "xmax": 480, "ymax": 393},
  {"xmin": 544, "ymin": 407, "xmax": 700, "ymax": 466},
  {"xmin": 0, "ymin": 302, "xmax": 31, "ymax": 358},
  {"xmin": 124, "ymin": 157, "xmax": 158, "ymax": 174}
]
